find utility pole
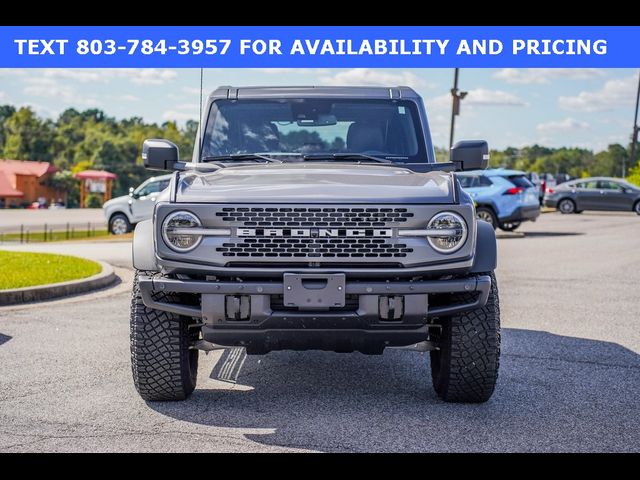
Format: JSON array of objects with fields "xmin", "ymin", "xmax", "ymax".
[
  {"xmin": 628, "ymin": 70, "xmax": 640, "ymax": 177},
  {"xmin": 449, "ymin": 68, "xmax": 468, "ymax": 153}
]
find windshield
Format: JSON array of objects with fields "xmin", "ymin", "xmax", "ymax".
[
  {"xmin": 618, "ymin": 179, "xmax": 639, "ymax": 190},
  {"xmin": 134, "ymin": 178, "xmax": 169, "ymax": 197},
  {"xmin": 201, "ymin": 98, "xmax": 427, "ymax": 162}
]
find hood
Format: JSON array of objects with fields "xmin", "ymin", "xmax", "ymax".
[
  {"xmin": 103, "ymin": 194, "xmax": 130, "ymax": 207},
  {"xmin": 175, "ymin": 163, "xmax": 455, "ymax": 204}
]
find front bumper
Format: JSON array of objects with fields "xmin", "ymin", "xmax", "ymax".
[
  {"xmin": 138, "ymin": 274, "xmax": 492, "ymax": 354},
  {"xmin": 498, "ymin": 205, "xmax": 540, "ymax": 223}
]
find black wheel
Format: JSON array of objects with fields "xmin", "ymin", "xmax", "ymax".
[
  {"xmin": 430, "ymin": 272, "xmax": 500, "ymax": 403},
  {"xmin": 130, "ymin": 271, "xmax": 199, "ymax": 401},
  {"xmin": 476, "ymin": 207, "xmax": 497, "ymax": 229},
  {"xmin": 558, "ymin": 198, "xmax": 576, "ymax": 214},
  {"xmin": 634, "ymin": 201, "xmax": 640, "ymax": 215},
  {"xmin": 498, "ymin": 221, "xmax": 521, "ymax": 232},
  {"xmin": 109, "ymin": 213, "xmax": 131, "ymax": 235}
]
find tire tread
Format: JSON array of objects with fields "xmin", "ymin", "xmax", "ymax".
[
  {"xmin": 130, "ymin": 271, "xmax": 197, "ymax": 401},
  {"xmin": 431, "ymin": 272, "xmax": 500, "ymax": 403}
]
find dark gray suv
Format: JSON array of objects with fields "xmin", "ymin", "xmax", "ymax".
[
  {"xmin": 130, "ymin": 86, "xmax": 500, "ymax": 403},
  {"xmin": 544, "ymin": 176, "xmax": 640, "ymax": 214}
]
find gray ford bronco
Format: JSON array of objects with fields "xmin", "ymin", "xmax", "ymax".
[{"xmin": 131, "ymin": 86, "xmax": 500, "ymax": 403}]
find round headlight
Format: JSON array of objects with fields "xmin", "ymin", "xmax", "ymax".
[
  {"xmin": 427, "ymin": 212, "xmax": 468, "ymax": 254},
  {"xmin": 162, "ymin": 211, "xmax": 202, "ymax": 252}
]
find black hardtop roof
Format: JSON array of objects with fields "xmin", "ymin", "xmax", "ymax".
[{"xmin": 208, "ymin": 85, "xmax": 420, "ymax": 100}]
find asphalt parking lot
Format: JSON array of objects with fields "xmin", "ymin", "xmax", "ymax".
[{"xmin": 1, "ymin": 212, "xmax": 639, "ymax": 452}]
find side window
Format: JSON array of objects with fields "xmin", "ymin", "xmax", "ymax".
[
  {"xmin": 584, "ymin": 180, "xmax": 599, "ymax": 189},
  {"xmin": 157, "ymin": 180, "xmax": 170, "ymax": 192},
  {"xmin": 137, "ymin": 181, "xmax": 162, "ymax": 197},
  {"xmin": 478, "ymin": 176, "xmax": 493, "ymax": 187},
  {"xmin": 598, "ymin": 180, "xmax": 622, "ymax": 190},
  {"xmin": 507, "ymin": 175, "xmax": 534, "ymax": 188},
  {"xmin": 135, "ymin": 183, "xmax": 151, "ymax": 197},
  {"xmin": 573, "ymin": 182, "xmax": 585, "ymax": 189},
  {"xmin": 457, "ymin": 176, "xmax": 476, "ymax": 188}
]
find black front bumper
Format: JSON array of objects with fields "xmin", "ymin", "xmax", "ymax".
[
  {"xmin": 138, "ymin": 274, "xmax": 491, "ymax": 354},
  {"xmin": 499, "ymin": 205, "xmax": 541, "ymax": 223}
]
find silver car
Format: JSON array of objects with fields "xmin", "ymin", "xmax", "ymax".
[
  {"xmin": 103, "ymin": 174, "xmax": 172, "ymax": 234},
  {"xmin": 544, "ymin": 177, "xmax": 640, "ymax": 215}
]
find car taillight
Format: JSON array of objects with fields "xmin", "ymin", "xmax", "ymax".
[
  {"xmin": 504, "ymin": 187, "xmax": 525, "ymax": 195},
  {"xmin": 546, "ymin": 187, "xmax": 555, "ymax": 194}
]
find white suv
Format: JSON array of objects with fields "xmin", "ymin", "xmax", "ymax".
[{"xmin": 103, "ymin": 174, "xmax": 172, "ymax": 234}]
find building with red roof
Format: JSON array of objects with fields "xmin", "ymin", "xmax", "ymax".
[{"xmin": 0, "ymin": 159, "xmax": 64, "ymax": 208}]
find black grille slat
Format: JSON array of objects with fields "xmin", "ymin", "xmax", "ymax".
[
  {"xmin": 217, "ymin": 240, "xmax": 412, "ymax": 258},
  {"xmin": 215, "ymin": 206, "xmax": 417, "ymax": 260},
  {"xmin": 217, "ymin": 207, "xmax": 412, "ymax": 227}
]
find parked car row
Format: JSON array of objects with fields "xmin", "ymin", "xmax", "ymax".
[{"xmin": 544, "ymin": 177, "xmax": 640, "ymax": 215}]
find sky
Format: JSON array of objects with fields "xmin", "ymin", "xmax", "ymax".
[{"xmin": 0, "ymin": 67, "xmax": 638, "ymax": 151}]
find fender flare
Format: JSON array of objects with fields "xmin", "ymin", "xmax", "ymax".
[
  {"xmin": 132, "ymin": 220, "xmax": 158, "ymax": 271},
  {"xmin": 470, "ymin": 220, "xmax": 497, "ymax": 273}
]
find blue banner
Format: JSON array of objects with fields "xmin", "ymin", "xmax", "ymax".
[{"xmin": 0, "ymin": 26, "xmax": 638, "ymax": 68}]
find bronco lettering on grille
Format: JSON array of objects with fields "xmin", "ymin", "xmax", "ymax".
[{"xmin": 237, "ymin": 228, "xmax": 393, "ymax": 238}]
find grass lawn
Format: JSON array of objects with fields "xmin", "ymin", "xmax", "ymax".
[
  {"xmin": 0, "ymin": 229, "xmax": 109, "ymax": 243},
  {"xmin": 0, "ymin": 251, "xmax": 102, "ymax": 290}
]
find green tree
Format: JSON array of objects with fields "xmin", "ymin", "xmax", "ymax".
[
  {"xmin": 2, "ymin": 107, "xmax": 54, "ymax": 161},
  {"xmin": 47, "ymin": 170, "xmax": 80, "ymax": 207},
  {"xmin": 0, "ymin": 104, "xmax": 17, "ymax": 154}
]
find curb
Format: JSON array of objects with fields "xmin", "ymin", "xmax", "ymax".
[{"xmin": 0, "ymin": 260, "xmax": 117, "ymax": 306}]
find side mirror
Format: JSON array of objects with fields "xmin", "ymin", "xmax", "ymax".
[
  {"xmin": 142, "ymin": 139, "xmax": 183, "ymax": 171},
  {"xmin": 451, "ymin": 140, "xmax": 489, "ymax": 172}
]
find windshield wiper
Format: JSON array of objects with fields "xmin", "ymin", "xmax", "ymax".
[
  {"xmin": 302, "ymin": 153, "xmax": 393, "ymax": 164},
  {"xmin": 201, "ymin": 154, "xmax": 283, "ymax": 164}
]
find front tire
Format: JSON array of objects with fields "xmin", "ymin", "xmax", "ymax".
[
  {"xmin": 634, "ymin": 200, "xmax": 640, "ymax": 215},
  {"xmin": 558, "ymin": 198, "xmax": 576, "ymax": 214},
  {"xmin": 430, "ymin": 272, "xmax": 500, "ymax": 403},
  {"xmin": 130, "ymin": 271, "xmax": 198, "ymax": 401},
  {"xmin": 109, "ymin": 213, "xmax": 132, "ymax": 235}
]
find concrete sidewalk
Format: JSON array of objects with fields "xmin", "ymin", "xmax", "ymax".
[{"xmin": 0, "ymin": 208, "xmax": 106, "ymax": 232}]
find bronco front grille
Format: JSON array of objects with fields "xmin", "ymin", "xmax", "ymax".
[
  {"xmin": 216, "ymin": 238, "xmax": 413, "ymax": 259},
  {"xmin": 215, "ymin": 207, "xmax": 414, "ymax": 228}
]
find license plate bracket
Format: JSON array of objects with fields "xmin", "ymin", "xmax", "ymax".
[{"xmin": 283, "ymin": 273, "xmax": 346, "ymax": 309}]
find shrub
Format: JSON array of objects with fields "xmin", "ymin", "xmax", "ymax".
[
  {"xmin": 627, "ymin": 163, "xmax": 640, "ymax": 187},
  {"xmin": 85, "ymin": 194, "xmax": 103, "ymax": 208}
]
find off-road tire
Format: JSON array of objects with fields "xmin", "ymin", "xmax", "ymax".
[
  {"xmin": 130, "ymin": 271, "xmax": 198, "ymax": 401},
  {"xmin": 430, "ymin": 272, "xmax": 500, "ymax": 403}
]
